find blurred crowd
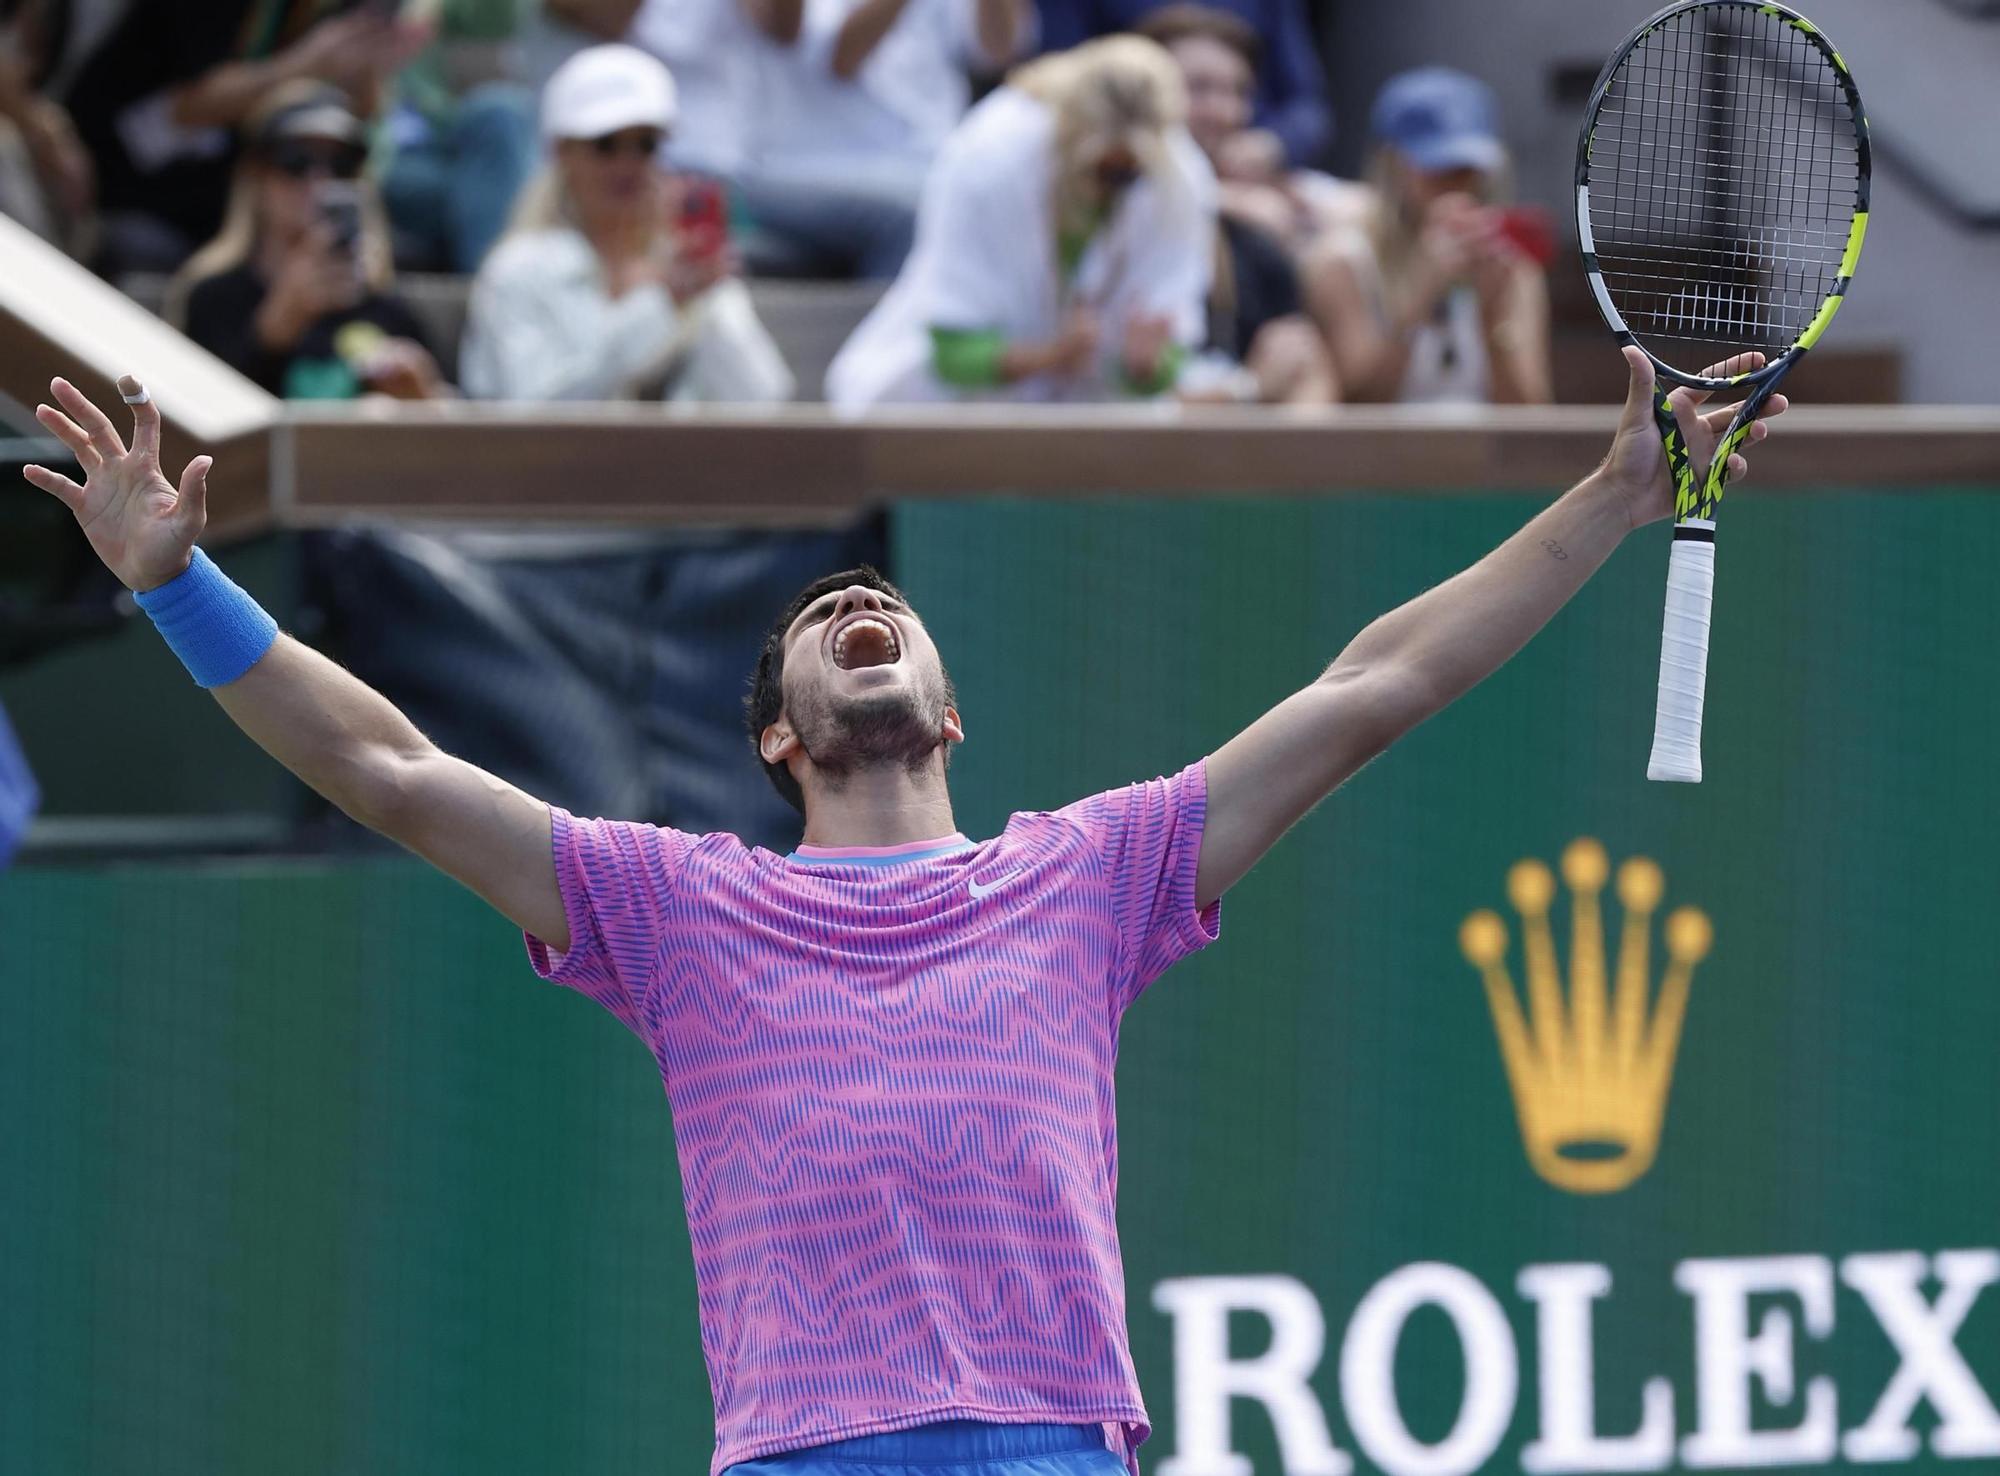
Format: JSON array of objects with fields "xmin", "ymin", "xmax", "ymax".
[{"xmin": 0, "ymin": 0, "xmax": 1554, "ymax": 409}]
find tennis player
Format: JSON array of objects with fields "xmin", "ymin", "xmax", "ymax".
[{"xmin": 25, "ymin": 353, "xmax": 1781, "ymax": 1476}]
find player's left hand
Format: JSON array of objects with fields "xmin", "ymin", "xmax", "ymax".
[{"xmin": 1602, "ymin": 346, "xmax": 1789, "ymax": 528}]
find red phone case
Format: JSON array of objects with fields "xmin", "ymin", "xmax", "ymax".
[
  {"xmin": 679, "ymin": 178, "xmax": 728, "ymax": 257},
  {"xmin": 1496, "ymin": 206, "xmax": 1557, "ymax": 268}
]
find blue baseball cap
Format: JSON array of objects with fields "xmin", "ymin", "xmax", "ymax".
[{"xmin": 1370, "ymin": 67, "xmax": 1505, "ymax": 174}]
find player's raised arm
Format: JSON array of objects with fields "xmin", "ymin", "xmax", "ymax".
[
  {"xmin": 23, "ymin": 375, "xmax": 568, "ymax": 948},
  {"xmin": 1193, "ymin": 347, "xmax": 1786, "ymax": 909}
]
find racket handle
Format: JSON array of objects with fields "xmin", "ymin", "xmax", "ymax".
[{"xmin": 1647, "ymin": 523, "xmax": 1716, "ymax": 784}]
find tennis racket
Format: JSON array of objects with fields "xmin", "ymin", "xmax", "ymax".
[{"xmin": 1576, "ymin": 0, "xmax": 1870, "ymax": 781}]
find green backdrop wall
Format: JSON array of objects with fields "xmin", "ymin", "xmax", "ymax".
[{"xmin": 4, "ymin": 491, "xmax": 1996, "ymax": 1475}]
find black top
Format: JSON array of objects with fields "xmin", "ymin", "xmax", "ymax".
[
  {"xmin": 183, "ymin": 262, "xmax": 433, "ymax": 399},
  {"xmin": 63, "ymin": 0, "xmax": 361, "ymax": 248},
  {"xmin": 1208, "ymin": 215, "xmax": 1304, "ymax": 363}
]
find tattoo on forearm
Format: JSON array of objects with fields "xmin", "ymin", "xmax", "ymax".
[{"xmin": 1540, "ymin": 539, "xmax": 1570, "ymax": 561}]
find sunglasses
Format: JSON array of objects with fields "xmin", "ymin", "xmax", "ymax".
[
  {"xmin": 267, "ymin": 142, "xmax": 366, "ymax": 180},
  {"xmin": 590, "ymin": 128, "xmax": 666, "ymax": 159}
]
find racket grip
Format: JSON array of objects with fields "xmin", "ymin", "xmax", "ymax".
[{"xmin": 1646, "ymin": 524, "xmax": 1716, "ymax": 784}]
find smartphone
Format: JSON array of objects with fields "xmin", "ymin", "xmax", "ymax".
[
  {"xmin": 678, "ymin": 175, "xmax": 728, "ymax": 260},
  {"xmin": 315, "ymin": 179, "xmax": 364, "ymax": 252},
  {"xmin": 313, "ymin": 178, "xmax": 367, "ymax": 291},
  {"xmin": 1495, "ymin": 205, "xmax": 1557, "ymax": 268}
]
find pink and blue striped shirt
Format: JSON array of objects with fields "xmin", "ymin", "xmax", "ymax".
[{"xmin": 524, "ymin": 759, "xmax": 1221, "ymax": 1475}]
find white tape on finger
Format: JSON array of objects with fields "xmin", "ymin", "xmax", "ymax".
[
  {"xmin": 1646, "ymin": 526, "xmax": 1716, "ymax": 784},
  {"xmin": 122, "ymin": 386, "xmax": 150, "ymax": 405}
]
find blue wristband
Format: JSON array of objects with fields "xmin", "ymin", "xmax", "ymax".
[{"xmin": 133, "ymin": 548, "xmax": 280, "ymax": 688}]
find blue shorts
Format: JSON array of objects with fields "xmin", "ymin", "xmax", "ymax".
[{"xmin": 722, "ymin": 1419, "xmax": 1128, "ymax": 1476}]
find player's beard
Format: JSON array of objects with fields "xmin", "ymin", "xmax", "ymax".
[{"xmin": 787, "ymin": 661, "xmax": 952, "ymax": 787}]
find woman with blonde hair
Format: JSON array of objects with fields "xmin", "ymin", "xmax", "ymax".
[
  {"xmin": 458, "ymin": 44, "xmax": 793, "ymax": 404},
  {"xmin": 827, "ymin": 34, "xmax": 1215, "ymax": 407},
  {"xmin": 167, "ymin": 83, "xmax": 448, "ymax": 401},
  {"xmin": 1304, "ymin": 68, "xmax": 1552, "ymax": 405}
]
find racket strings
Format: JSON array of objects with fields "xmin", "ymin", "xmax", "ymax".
[{"xmin": 1587, "ymin": 4, "xmax": 1860, "ymax": 369}]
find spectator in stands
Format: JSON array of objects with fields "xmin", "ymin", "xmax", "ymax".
[
  {"xmin": 517, "ymin": 0, "xmax": 800, "ymax": 191},
  {"xmin": 826, "ymin": 36, "xmax": 1212, "ymax": 408},
  {"xmin": 1132, "ymin": 1, "xmax": 1360, "ymax": 263},
  {"xmin": 61, "ymin": 1, "xmax": 430, "ymax": 273},
  {"xmin": 167, "ymin": 85, "xmax": 450, "ymax": 401},
  {"xmin": 1141, "ymin": 6, "xmax": 1332, "ymax": 405},
  {"xmin": 516, "ymin": 0, "xmax": 688, "ymax": 90},
  {"xmin": 1303, "ymin": 68, "xmax": 1552, "ymax": 405},
  {"xmin": 731, "ymin": 0, "xmax": 1036, "ymax": 279},
  {"xmin": 519, "ymin": 0, "xmax": 628, "ymax": 83},
  {"xmin": 460, "ymin": 45, "xmax": 793, "ymax": 402},
  {"xmin": 0, "ymin": 0, "xmax": 92, "ymax": 248},
  {"xmin": 1036, "ymin": 0, "xmax": 1327, "ymax": 169},
  {"xmin": 378, "ymin": 0, "xmax": 539, "ymax": 272}
]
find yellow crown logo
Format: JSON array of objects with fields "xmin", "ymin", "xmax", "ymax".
[{"xmin": 1459, "ymin": 839, "xmax": 1711, "ymax": 1195}]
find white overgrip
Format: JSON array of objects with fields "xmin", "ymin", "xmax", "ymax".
[{"xmin": 1647, "ymin": 525, "xmax": 1716, "ymax": 783}]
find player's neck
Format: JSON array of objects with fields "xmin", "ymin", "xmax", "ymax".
[{"xmin": 798, "ymin": 769, "xmax": 957, "ymax": 850}]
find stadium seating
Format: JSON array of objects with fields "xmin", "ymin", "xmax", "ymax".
[{"xmin": 116, "ymin": 273, "xmax": 888, "ymax": 405}]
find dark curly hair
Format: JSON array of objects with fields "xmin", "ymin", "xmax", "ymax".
[{"xmin": 745, "ymin": 566, "xmax": 955, "ymax": 816}]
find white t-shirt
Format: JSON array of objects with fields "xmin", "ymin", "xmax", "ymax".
[
  {"xmin": 750, "ymin": 0, "xmax": 1027, "ymax": 176},
  {"xmin": 461, "ymin": 227, "xmax": 794, "ymax": 404},
  {"xmin": 826, "ymin": 87, "xmax": 1216, "ymax": 407},
  {"xmin": 1327, "ymin": 223, "xmax": 1491, "ymax": 405},
  {"xmin": 630, "ymin": 0, "xmax": 776, "ymax": 177}
]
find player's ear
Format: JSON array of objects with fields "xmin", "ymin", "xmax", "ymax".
[
  {"xmin": 942, "ymin": 706, "xmax": 964, "ymax": 744},
  {"xmin": 760, "ymin": 720, "xmax": 799, "ymax": 765}
]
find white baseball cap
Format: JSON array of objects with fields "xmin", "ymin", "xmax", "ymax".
[{"xmin": 540, "ymin": 44, "xmax": 679, "ymax": 142}]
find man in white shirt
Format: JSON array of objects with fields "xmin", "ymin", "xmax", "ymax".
[
  {"xmin": 827, "ymin": 38, "xmax": 1214, "ymax": 405},
  {"xmin": 733, "ymin": 0, "xmax": 1036, "ymax": 278}
]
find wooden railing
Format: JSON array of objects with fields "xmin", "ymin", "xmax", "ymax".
[
  {"xmin": 0, "ymin": 214, "xmax": 278, "ymax": 536},
  {"xmin": 6, "ymin": 218, "xmax": 1999, "ymax": 543},
  {"xmin": 271, "ymin": 401, "xmax": 2000, "ymax": 527}
]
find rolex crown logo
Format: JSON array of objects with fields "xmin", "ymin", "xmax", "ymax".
[{"xmin": 1459, "ymin": 839, "xmax": 1712, "ymax": 1195}]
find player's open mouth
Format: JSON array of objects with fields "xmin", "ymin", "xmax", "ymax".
[{"xmin": 832, "ymin": 616, "xmax": 901, "ymax": 671}]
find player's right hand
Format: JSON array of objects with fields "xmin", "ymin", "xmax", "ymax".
[{"xmin": 23, "ymin": 375, "xmax": 209, "ymax": 594}]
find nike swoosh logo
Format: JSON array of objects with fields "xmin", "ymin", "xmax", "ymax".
[{"xmin": 968, "ymin": 872, "xmax": 1019, "ymax": 900}]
